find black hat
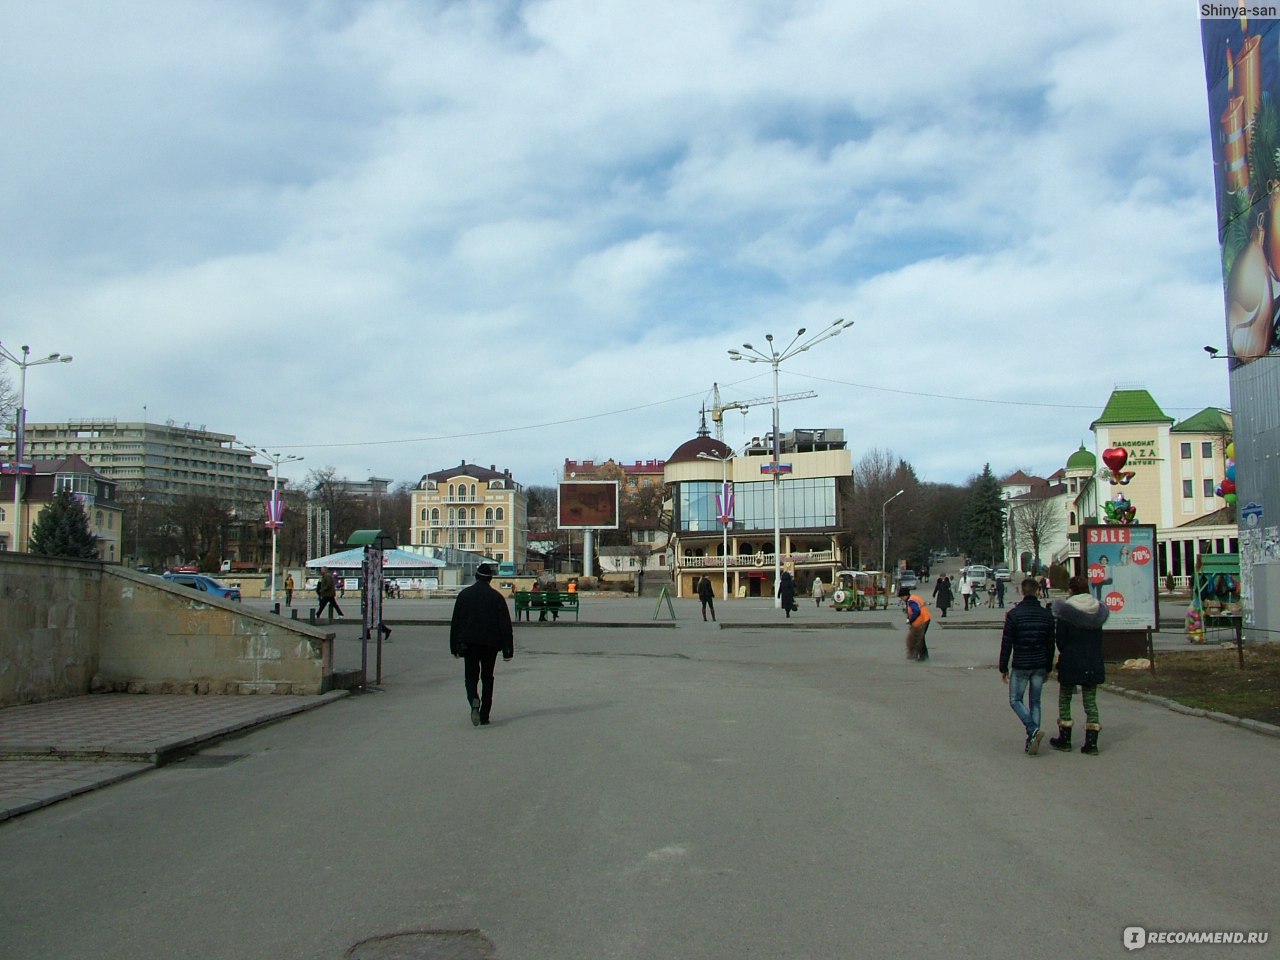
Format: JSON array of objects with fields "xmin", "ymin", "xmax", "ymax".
[{"xmin": 475, "ymin": 563, "xmax": 496, "ymax": 580}]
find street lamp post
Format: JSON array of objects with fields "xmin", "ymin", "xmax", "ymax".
[
  {"xmin": 1, "ymin": 343, "xmax": 73, "ymax": 552},
  {"xmin": 245, "ymin": 447, "xmax": 303, "ymax": 606},
  {"xmin": 882, "ymin": 489, "xmax": 905, "ymax": 577},
  {"xmin": 729, "ymin": 319, "xmax": 854, "ymax": 606}
]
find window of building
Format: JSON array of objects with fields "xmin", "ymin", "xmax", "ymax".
[
  {"xmin": 485, "ymin": 530, "xmax": 493, "ymax": 544},
  {"xmin": 420, "ymin": 508, "xmax": 427, "ymax": 522},
  {"xmin": 470, "ymin": 483, "xmax": 477, "ymax": 499},
  {"xmin": 496, "ymin": 507, "xmax": 504, "ymax": 521},
  {"xmin": 431, "ymin": 508, "xmax": 440, "ymax": 523},
  {"xmin": 0, "ymin": 507, "xmax": 5, "ymax": 522},
  {"xmin": 485, "ymin": 507, "xmax": 493, "ymax": 523},
  {"xmin": 678, "ymin": 478, "xmax": 836, "ymax": 531},
  {"xmin": 496, "ymin": 530, "xmax": 504, "ymax": 543},
  {"xmin": 1202, "ymin": 441, "xmax": 1213, "ymax": 458},
  {"xmin": 1204, "ymin": 478, "xmax": 1215, "ymax": 498},
  {"xmin": 1180, "ymin": 442, "xmax": 1192, "ymax": 459},
  {"xmin": 95, "ymin": 511, "xmax": 104, "ymax": 528},
  {"xmin": 1182, "ymin": 479, "xmax": 1193, "ymax": 498}
]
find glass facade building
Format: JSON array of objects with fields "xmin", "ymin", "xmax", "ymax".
[{"xmin": 678, "ymin": 478, "xmax": 837, "ymax": 532}]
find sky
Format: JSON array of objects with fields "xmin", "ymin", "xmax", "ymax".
[{"xmin": 0, "ymin": 0, "xmax": 1231, "ymax": 494}]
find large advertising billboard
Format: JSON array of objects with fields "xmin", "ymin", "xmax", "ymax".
[
  {"xmin": 557, "ymin": 481, "xmax": 619, "ymax": 529},
  {"xmin": 1080, "ymin": 524, "xmax": 1159, "ymax": 632},
  {"xmin": 1201, "ymin": 13, "xmax": 1280, "ymax": 365}
]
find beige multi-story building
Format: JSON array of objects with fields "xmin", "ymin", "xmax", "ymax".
[
  {"xmin": 410, "ymin": 461, "xmax": 528, "ymax": 566},
  {"xmin": 3, "ymin": 419, "xmax": 272, "ymax": 508},
  {"xmin": 0, "ymin": 456, "xmax": 124, "ymax": 560}
]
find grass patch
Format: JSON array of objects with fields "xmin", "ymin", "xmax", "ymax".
[{"xmin": 1108, "ymin": 643, "xmax": 1280, "ymax": 727}]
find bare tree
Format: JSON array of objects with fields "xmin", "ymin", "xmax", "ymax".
[
  {"xmin": 1009, "ymin": 496, "xmax": 1064, "ymax": 574},
  {"xmin": 0, "ymin": 369, "xmax": 15, "ymax": 435}
]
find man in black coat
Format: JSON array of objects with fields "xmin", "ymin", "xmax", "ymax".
[
  {"xmin": 999, "ymin": 577, "xmax": 1056, "ymax": 754},
  {"xmin": 450, "ymin": 563, "xmax": 514, "ymax": 726}
]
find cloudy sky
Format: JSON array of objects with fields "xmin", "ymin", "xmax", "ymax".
[{"xmin": 0, "ymin": 1, "xmax": 1229, "ymax": 492}]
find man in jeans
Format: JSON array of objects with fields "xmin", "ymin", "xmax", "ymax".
[{"xmin": 999, "ymin": 577, "xmax": 1056, "ymax": 754}]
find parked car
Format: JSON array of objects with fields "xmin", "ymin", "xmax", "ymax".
[
  {"xmin": 898, "ymin": 570, "xmax": 919, "ymax": 590},
  {"xmin": 994, "ymin": 566, "xmax": 1012, "ymax": 582},
  {"xmin": 162, "ymin": 572, "xmax": 242, "ymax": 601},
  {"xmin": 962, "ymin": 564, "xmax": 992, "ymax": 583}
]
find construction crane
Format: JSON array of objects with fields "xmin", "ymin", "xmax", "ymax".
[{"xmin": 707, "ymin": 382, "xmax": 818, "ymax": 441}]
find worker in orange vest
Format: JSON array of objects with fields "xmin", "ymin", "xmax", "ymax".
[{"xmin": 898, "ymin": 586, "xmax": 931, "ymax": 661}]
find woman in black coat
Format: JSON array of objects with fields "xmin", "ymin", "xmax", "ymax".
[
  {"xmin": 1050, "ymin": 574, "xmax": 1109, "ymax": 755},
  {"xmin": 778, "ymin": 571, "xmax": 796, "ymax": 618},
  {"xmin": 932, "ymin": 576, "xmax": 954, "ymax": 618}
]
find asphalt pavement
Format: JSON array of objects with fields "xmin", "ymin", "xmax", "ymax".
[{"xmin": 1, "ymin": 585, "xmax": 1275, "ymax": 959}]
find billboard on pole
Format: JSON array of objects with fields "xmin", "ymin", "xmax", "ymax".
[{"xmin": 558, "ymin": 481, "xmax": 619, "ymax": 529}]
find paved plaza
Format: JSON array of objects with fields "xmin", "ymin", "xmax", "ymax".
[{"xmin": 1, "ymin": 594, "xmax": 1276, "ymax": 959}]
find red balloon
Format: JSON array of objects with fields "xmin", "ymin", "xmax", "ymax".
[
  {"xmin": 1102, "ymin": 447, "xmax": 1129, "ymax": 474},
  {"xmin": 1221, "ymin": 479, "xmax": 1236, "ymax": 496}
]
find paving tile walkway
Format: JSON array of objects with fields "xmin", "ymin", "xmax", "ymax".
[{"xmin": 0, "ymin": 692, "xmax": 348, "ymax": 822}]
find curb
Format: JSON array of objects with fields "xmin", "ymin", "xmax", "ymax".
[{"xmin": 1102, "ymin": 683, "xmax": 1280, "ymax": 739}]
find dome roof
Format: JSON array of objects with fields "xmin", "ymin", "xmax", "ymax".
[
  {"xmin": 668, "ymin": 434, "xmax": 733, "ymax": 465},
  {"xmin": 1066, "ymin": 445, "xmax": 1096, "ymax": 470}
]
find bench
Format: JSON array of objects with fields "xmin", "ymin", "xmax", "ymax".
[{"xmin": 513, "ymin": 591, "xmax": 580, "ymax": 622}]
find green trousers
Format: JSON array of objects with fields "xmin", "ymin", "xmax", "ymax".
[{"xmin": 1058, "ymin": 683, "xmax": 1100, "ymax": 728}]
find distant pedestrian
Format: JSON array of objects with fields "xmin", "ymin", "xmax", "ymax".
[
  {"xmin": 336, "ymin": 574, "xmax": 347, "ymax": 600},
  {"xmin": 996, "ymin": 577, "xmax": 1006, "ymax": 609},
  {"xmin": 698, "ymin": 575, "xmax": 717, "ymax": 622},
  {"xmin": 812, "ymin": 576, "xmax": 825, "ymax": 607},
  {"xmin": 898, "ymin": 586, "xmax": 931, "ymax": 661},
  {"xmin": 932, "ymin": 575, "xmax": 953, "ymax": 618},
  {"xmin": 986, "ymin": 579, "xmax": 997, "ymax": 608},
  {"xmin": 315, "ymin": 568, "xmax": 344, "ymax": 620},
  {"xmin": 999, "ymin": 577, "xmax": 1056, "ymax": 755},
  {"xmin": 1040, "ymin": 575, "xmax": 1051, "ymax": 600},
  {"xmin": 284, "ymin": 572, "xmax": 294, "ymax": 607},
  {"xmin": 1050, "ymin": 575, "xmax": 1109, "ymax": 755},
  {"xmin": 778, "ymin": 571, "xmax": 796, "ymax": 618},
  {"xmin": 959, "ymin": 574, "xmax": 974, "ymax": 611},
  {"xmin": 449, "ymin": 563, "xmax": 514, "ymax": 727}
]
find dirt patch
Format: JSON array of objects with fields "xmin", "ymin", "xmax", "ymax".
[{"xmin": 1108, "ymin": 643, "xmax": 1280, "ymax": 727}]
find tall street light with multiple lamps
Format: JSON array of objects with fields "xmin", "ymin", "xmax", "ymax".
[
  {"xmin": 245, "ymin": 446, "xmax": 303, "ymax": 606},
  {"xmin": 1, "ymin": 343, "xmax": 73, "ymax": 552},
  {"xmin": 882, "ymin": 489, "xmax": 905, "ymax": 577},
  {"xmin": 729, "ymin": 319, "xmax": 854, "ymax": 606}
]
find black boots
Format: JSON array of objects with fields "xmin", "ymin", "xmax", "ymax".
[
  {"xmin": 1081, "ymin": 727, "xmax": 1100, "ymax": 755},
  {"xmin": 1049, "ymin": 724, "xmax": 1072, "ymax": 751}
]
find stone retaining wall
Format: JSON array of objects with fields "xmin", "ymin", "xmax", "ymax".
[{"xmin": 0, "ymin": 554, "xmax": 335, "ymax": 706}]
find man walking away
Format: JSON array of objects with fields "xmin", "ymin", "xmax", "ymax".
[
  {"xmin": 1050, "ymin": 575, "xmax": 1109, "ymax": 755},
  {"xmin": 698, "ymin": 575, "xmax": 717, "ymax": 622},
  {"xmin": 450, "ymin": 563, "xmax": 514, "ymax": 727},
  {"xmin": 999, "ymin": 577, "xmax": 1055, "ymax": 754},
  {"xmin": 898, "ymin": 586, "xmax": 931, "ymax": 661}
]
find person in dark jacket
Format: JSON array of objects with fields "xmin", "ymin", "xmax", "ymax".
[
  {"xmin": 698, "ymin": 575, "xmax": 716, "ymax": 621},
  {"xmin": 932, "ymin": 575, "xmax": 953, "ymax": 618},
  {"xmin": 449, "ymin": 563, "xmax": 514, "ymax": 726},
  {"xmin": 778, "ymin": 571, "xmax": 796, "ymax": 618},
  {"xmin": 1050, "ymin": 574, "xmax": 1109, "ymax": 755},
  {"xmin": 316, "ymin": 568, "xmax": 344, "ymax": 620},
  {"xmin": 999, "ymin": 577, "xmax": 1056, "ymax": 754}
]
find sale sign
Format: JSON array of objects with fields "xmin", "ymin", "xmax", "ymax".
[{"xmin": 1079, "ymin": 524, "xmax": 1158, "ymax": 631}]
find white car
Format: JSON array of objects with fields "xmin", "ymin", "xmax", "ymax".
[{"xmin": 994, "ymin": 567, "xmax": 1012, "ymax": 582}]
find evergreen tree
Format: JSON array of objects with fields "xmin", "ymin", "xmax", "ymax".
[
  {"xmin": 28, "ymin": 490, "xmax": 100, "ymax": 560},
  {"xmin": 958, "ymin": 463, "xmax": 1005, "ymax": 565}
]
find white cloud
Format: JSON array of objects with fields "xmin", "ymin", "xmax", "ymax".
[{"xmin": 0, "ymin": 0, "xmax": 1231, "ymax": 492}]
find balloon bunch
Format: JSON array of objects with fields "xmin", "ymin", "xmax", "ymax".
[
  {"xmin": 1186, "ymin": 601, "xmax": 1206, "ymax": 644},
  {"xmin": 1102, "ymin": 493, "xmax": 1137, "ymax": 525},
  {"xmin": 1102, "ymin": 446, "xmax": 1135, "ymax": 485},
  {"xmin": 1214, "ymin": 441, "xmax": 1238, "ymax": 505}
]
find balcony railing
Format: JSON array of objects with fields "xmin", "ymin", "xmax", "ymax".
[{"xmin": 679, "ymin": 549, "xmax": 836, "ymax": 569}]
